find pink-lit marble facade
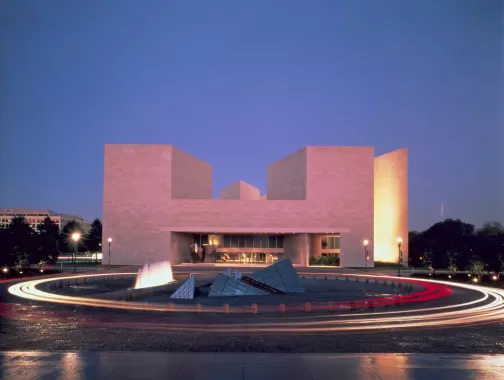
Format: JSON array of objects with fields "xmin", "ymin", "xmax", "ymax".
[
  {"xmin": 220, "ymin": 181, "xmax": 260, "ymax": 200},
  {"xmin": 171, "ymin": 146, "xmax": 212, "ymax": 200},
  {"xmin": 267, "ymin": 147, "xmax": 307, "ymax": 200},
  {"xmin": 306, "ymin": 147, "xmax": 374, "ymax": 267},
  {"xmin": 103, "ymin": 144, "xmax": 407, "ymax": 267}
]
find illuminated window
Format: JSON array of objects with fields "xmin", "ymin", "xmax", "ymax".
[{"xmin": 321, "ymin": 235, "xmax": 340, "ymax": 249}]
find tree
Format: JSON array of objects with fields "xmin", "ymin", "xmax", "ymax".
[
  {"xmin": 408, "ymin": 231, "xmax": 426, "ymax": 267},
  {"xmin": 499, "ymin": 254, "xmax": 504, "ymax": 274},
  {"xmin": 468, "ymin": 257, "xmax": 486, "ymax": 280},
  {"xmin": 36, "ymin": 217, "xmax": 60, "ymax": 264},
  {"xmin": 5, "ymin": 216, "xmax": 34, "ymax": 268},
  {"xmin": 446, "ymin": 249, "xmax": 458, "ymax": 277},
  {"xmin": 424, "ymin": 219, "xmax": 475, "ymax": 239},
  {"xmin": 59, "ymin": 221, "xmax": 84, "ymax": 254},
  {"xmin": 0, "ymin": 227, "xmax": 13, "ymax": 266},
  {"xmin": 476, "ymin": 221, "xmax": 504, "ymax": 237},
  {"xmin": 85, "ymin": 218, "xmax": 102, "ymax": 252},
  {"xmin": 423, "ymin": 219, "xmax": 475, "ymax": 267},
  {"xmin": 408, "ymin": 219, "xmax": 504, "ymax": 274},
  {"xmin": 423, "ymin": 249, "xmax": 435, "ymax": 275}
]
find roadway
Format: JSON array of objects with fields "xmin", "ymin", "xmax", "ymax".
[{"xmin": 1, "ymin": 266, "xmax": 503, "ymax": 357}]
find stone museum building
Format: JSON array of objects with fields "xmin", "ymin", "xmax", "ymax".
[{"xmin": 103, "ymin": 144, "xmax": 408, "ymax": 267}]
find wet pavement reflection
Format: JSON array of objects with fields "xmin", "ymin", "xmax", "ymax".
[{"xmin": 1, "ymin": 352, "xmax": 503, "ymax": 379}]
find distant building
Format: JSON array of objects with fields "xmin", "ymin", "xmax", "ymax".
[
  {"xmin": 103, "ymin": 144, "xmax": 408, "ymax": 267},
  {"xmin": 0, "ymin": 208, "xmax": 92, "ymax": 233}
]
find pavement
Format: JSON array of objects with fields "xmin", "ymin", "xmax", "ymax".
[{"xmin": 1, "ymin": 352, "xmax": 503, "ymax": 379}]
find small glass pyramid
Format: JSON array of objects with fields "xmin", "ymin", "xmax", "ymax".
[{"xmin": 170, "ymin": 276, "xmax": 195, "ymax": 299}]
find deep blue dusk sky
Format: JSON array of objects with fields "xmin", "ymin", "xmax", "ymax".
[{"xmin": 0, "ymin": 1, "xmax": 502, "ymax": 231}]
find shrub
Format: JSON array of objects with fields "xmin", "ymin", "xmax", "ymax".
[{"xmin": 309, "ymin": 255, "xmax": 340, "ymax": 266}]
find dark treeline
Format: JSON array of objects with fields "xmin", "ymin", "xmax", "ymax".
[
  {"xmin": 0, "ymin": 216, "xmax": 102, "ymax": 268},
  {"xmin": 409, "ymin": 219, "xmax": 504, "ymax": 274}
]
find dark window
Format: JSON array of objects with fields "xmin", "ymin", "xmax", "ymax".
[
  {"xmin": 245, "ymin": 235, "xmax": 253, "ymax": 248},
  {"xmin": 260, "ymin": 235, "xmax": 268, "ymax": 248},
  {"xmin": 238, "ymin": 235, "xmax": 246, "ymax": 248},
  {"xmin": 321, "ymin": 237, "xmax": 328, "ymax": 249},
  {"xmin": 268, "ymin": 235, "xmax": 277, "ymax": 249},
  {"xmin": 223, "ymin": 235, "xmax": 231, "ymax": 248},
  {"xmin": 230, "ymin": 235, "xmax": 238, "ymax": 248},
  {"xmin": 253, "ymin": 235, "xmax": 262, "ymax": 248},
  {"xmin": 277, "ymin": 235, "xmax": 284, "ymax": 248},
  {"xmin": 192, "ymin": 235, "xmax": 200, "ymax": 245}
]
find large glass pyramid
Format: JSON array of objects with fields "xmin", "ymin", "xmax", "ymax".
[
  {"xmin": 248, "ymin": 259, "xmax": 305, "ymax": 293},
  {"xmin": 209, "ymin": 259, "xmax": 304, "ymax": 297},
  {"xmin": 208, "ymin": 274, "xmax": 269, "ymax": 297},
  {"xmin": 170, "ymin": 276, "xmax": 195, "ymax": 299}
]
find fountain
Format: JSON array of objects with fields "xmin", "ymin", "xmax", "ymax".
[{"xmin": 134, "ymin": 261, "xmax": 174, "ymax": 289}]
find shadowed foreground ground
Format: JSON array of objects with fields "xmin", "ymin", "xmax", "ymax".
[
  {"xmin": 1, "ymin": 315, "xmax": 503, "ymax": 354},
  {"xmin": 2, "ymin": 351, "xmax": 504, "ymax": 380}
]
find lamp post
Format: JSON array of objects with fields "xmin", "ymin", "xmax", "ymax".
[
  {"xmin": 396, "ymin": 237, "xmax": 403, "ymax": 277},
  {"xmin": 363, "ymin": 239, "xmax": 369, "ymax": 267},
  {"xmin": 107, "ymin": 237, "xmax": 112, "ymax": 268},
  {"xmin": 96, "ymin": 243, "xmax": 101, "ymax": 265},
  {"xmin": 71, "ymin": 232, "xmax": 81, "ymax": 274}
]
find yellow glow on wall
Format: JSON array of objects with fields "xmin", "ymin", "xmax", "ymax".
[
  {"xmin": 374, "ymin": 148, "xmax": 408, "ymax": 264},
  {"xmin": 374, "ymin": 198, "xmax": 400, "ymax": 262},
  {"xmin": 208, "ymin": 234, "xmax": 220, "ymax": 246}
]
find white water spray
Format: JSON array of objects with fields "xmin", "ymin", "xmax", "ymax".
[{"xmin": 134, "ymin": 261, "xmax": 174, "ymax": 289}]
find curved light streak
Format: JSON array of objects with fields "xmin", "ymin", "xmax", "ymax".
[{"xmin": 6, "ymin": 272, "xmax": 504, "ymax": 333}]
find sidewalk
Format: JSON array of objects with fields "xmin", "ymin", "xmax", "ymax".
[{"xmin": 1, "ymin": 352, "xmax": 502, "ymax": 379}]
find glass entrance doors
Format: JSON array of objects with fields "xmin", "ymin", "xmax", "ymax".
[{"xmin": 215, "ymin": 252, "xmax": 279, "ymax": 264}]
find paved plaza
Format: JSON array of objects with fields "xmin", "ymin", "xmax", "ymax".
[{"xmin": 1, "ymin": 352, "xmax": 503, "ymax": 379}]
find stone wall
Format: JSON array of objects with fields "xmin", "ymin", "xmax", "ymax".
[
  {"xmin": 374, "ymin": 148, "xmax": 408, "ymax": 265},
  {"xmin": 267, "ymin": 147, "xmax": 307, "ymax": 200},
  {"xmin": 103, "ymin": 144, "xmax": 173, "ymax": 265},
  {"xmin": 171, "ymin": 146, "xmax": 212, "ymax": 200},
  {"xmin": 220, "ymin": 181, "xmax": 260, "ymax": 200},
  {"xmin": 306, "ymin": 147, "xmax": 374, "ymax": 267},
  {"xmin": 283, "ymin": 233, "xmax": 309, "ymax": 265}
]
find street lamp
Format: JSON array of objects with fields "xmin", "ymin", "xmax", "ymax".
[
  {"xmin": 71, "ymin": 232, "xmax": 81, "ymax": 273},
  {"xmin": 396, "ymin": 237, "xmax": 403, "ymax": 277},
  {"xmin": 96, "ymin": 243, "xmax": 102, "ymax": 265},
  {"xmin": 107, "ymin": 237, "xmax": 112, "ymax": 268},
  {"xmin": 2, "ymin": 267, "xmax": 8, "ymax": 279},
  {"xmin": 363, "ymin": 239, "xmax": 369, "ymax": 267}
]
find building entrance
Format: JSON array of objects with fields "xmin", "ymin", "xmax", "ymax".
[{"xmin": 215, "ymin": 252, "xmax": 279, "ymax": 264}]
